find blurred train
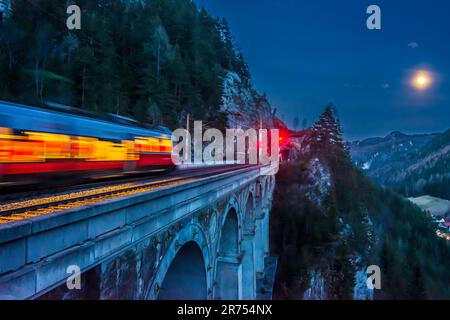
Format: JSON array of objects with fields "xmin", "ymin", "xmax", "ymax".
[{"xmin": 0, "ymin": 101, "xmax": 175, "ymax": 187}]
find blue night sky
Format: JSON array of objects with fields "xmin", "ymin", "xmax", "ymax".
[{"xmin": 196, "ymin": 0, "xmax": 450, "ymax": 140}]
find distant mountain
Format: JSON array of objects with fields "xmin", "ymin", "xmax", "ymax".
[
  {"xmin": 349, "ymin": 130, "xmax": 450, "ymax": 200},
  {"xmin": 349, "ymin": 131, "xmax": 438, "ymax": 171}
]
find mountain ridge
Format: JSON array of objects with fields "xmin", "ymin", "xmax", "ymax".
[{"xmin": 349, "ymin": 129, "xmax": 450, "ymax": 200}]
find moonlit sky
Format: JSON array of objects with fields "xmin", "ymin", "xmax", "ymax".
[{"xmin": 195, "ymin": 0, "xmax": 450, "ymax": 140}]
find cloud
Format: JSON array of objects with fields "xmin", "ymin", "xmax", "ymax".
[
  {"xmin": 408, "ymin": 42, "xmax": 419, "ymax": 49},
  {"xmin": 382, "ymin": 83, "xmax": 390, "ymax": 89}
]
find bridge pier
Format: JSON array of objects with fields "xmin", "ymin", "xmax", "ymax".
[
  {"xmin": 0, "ymin": 166, "xmax": 277, "ymax": 300},
  {"xmin": 241, "ymin": 233, "xmax": 256, "ymax": 299},
  {"xmin": 255, "ymin": 219, "xmax": 265, "ymax": 275},
  {"xmin": 214, "ymin": 257, "xmax": 242, "ymax": 300}
]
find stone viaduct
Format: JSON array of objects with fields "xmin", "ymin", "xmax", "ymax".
[{"xmin": 0, "ymin": 165, "xmax": 276, "ymax": 300}]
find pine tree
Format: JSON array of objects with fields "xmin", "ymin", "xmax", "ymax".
[{"xmin": 409, "ymin": 263, "xmax": 427, "ymax": 300}]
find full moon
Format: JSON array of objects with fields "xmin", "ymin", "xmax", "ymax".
[
  {"xmin": 417, "ymin": 76, "xmax": 426, "ymax": 85},
  {"xmin": 412, "ymin": 72, "xmax": 431, "ymax": 90}
]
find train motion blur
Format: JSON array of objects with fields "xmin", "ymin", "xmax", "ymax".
[{"xmin": 0, "ymin": 101, "xmax": 175, "ymax": 187}]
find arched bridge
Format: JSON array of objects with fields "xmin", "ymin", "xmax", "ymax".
[{"xmin": 0, "ymin": 165, "xmax": 276, "ymax": 300}]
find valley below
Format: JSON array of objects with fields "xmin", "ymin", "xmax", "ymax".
[{"xmin": 408, "ymin": 195, "xmax": 450, "ymax": 218}]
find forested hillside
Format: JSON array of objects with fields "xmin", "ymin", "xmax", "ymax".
[
  {"xmin": 389, "ymin": 129, "xmax": 450, "ymax": 200},
  {"xmin": 271, "ymin": 105, "xmax": 450, "ymax": 299},
  {"xmin": 0, "ymin": 0, "xmax": 253, "ymax": 129}
]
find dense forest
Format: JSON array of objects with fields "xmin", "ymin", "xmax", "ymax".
[
  {"xmin": 0, "ymin": 0, "xmax": 251, "ymax": 129},
  {"xmin": 271, "ymin": 106, "xmax": 450, "ymax": 299},
  {"xmin": 390, "ymin": 129, "xmax": 450, "ymax": 201}
]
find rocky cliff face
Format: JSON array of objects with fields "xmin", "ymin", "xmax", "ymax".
[
  {"xmin": 221, "ymin": 71, "xmax": 274, "ymax": 129},
  {"xmin": 291, "ymin": 155, "xmax": 375, "ymax": 300}
]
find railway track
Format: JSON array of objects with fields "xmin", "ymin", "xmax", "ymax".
[{"xmin": 0, "ymin": 165, "xmax": 254, "ymax": 225}]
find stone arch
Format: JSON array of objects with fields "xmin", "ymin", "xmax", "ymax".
[
  {"xmin": 147, "ymin": 224, "xmax": 211, "ymax": 300},
  {"xmin": 223, "ymin": 195, "xmax": 240, "ymax": 225},
  {"xmin": 157, "ymin": 242, "xmax": 206, "ymax": 300},
  {"xmin": 216, "ymin": 195, "xmax": 241, "ymax": 256},
  {"xmin": 218, "ymin": 208, "xmax": 239, "ymax": 257},
  {"xmin": 243, "ymin": 191, "xmax": 255, "ymax": 232},
  {"xmin": 214, "ymin": 207, "xmax": 241, "ymax": 299}
]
